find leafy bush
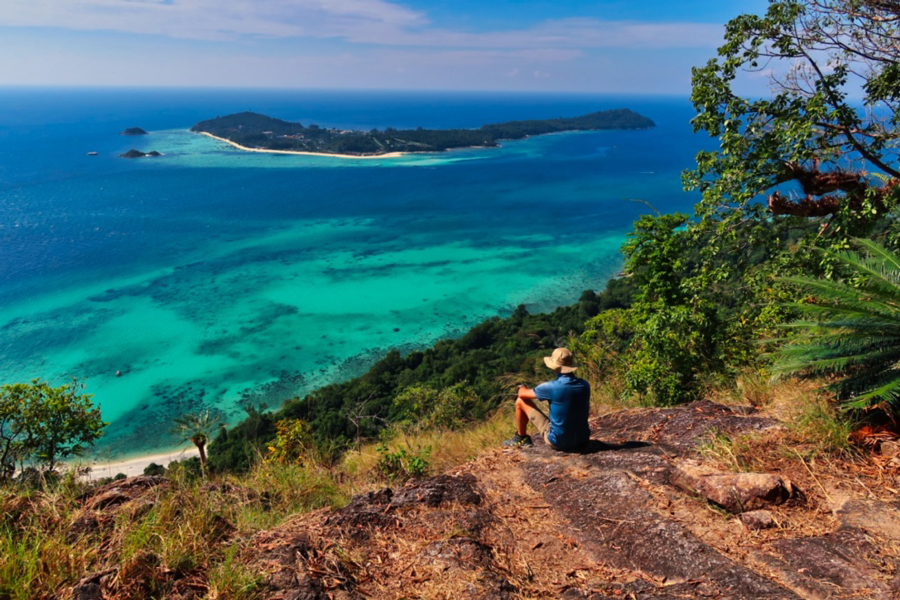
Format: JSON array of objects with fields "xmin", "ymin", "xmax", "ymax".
[
  {"xmin": 143, "ymin": 463, "xmax": 166, "ymax": 477},
  {"xmin": 266, "ymin": 419, "xmax": 314, "ymax": 465},
  {"xmin": 375, "ymin": 445, "xmax": 431, "ymax": 482},
  {"xmin": 166, "ymin": 458, "xmax": 203, "ymax": 481}
]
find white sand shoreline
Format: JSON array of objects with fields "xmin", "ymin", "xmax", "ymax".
[
  {"xmin": 78, "ymin": 447, "xmax": 201, "ymax": 481},
  {"xmin": 197, "ymin": 131, "xmax": 408, "ymax": 159}
]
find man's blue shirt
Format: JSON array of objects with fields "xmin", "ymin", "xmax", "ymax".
[{"xmin": 534, "ymin": 373, "xmax": 591, "ymax": 449}]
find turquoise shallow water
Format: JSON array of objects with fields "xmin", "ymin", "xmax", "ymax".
[{"xmin": 0, "ymin": 88, "xmax": 710, "ymax": 458}]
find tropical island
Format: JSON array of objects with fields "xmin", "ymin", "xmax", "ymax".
[{"xmin": 190, "ymin": 108, "xmax": 655, "ymax": 157}]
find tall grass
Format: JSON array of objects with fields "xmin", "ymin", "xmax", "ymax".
[
  {"xmin": 206, "ymin": 543, "xmax": 263, "ymax": 600},
  {"xmin": 792, "ymin": 397, "xmax": 854, "ymax": 456},
  {"xmin": 341, "ymin": 407, "xmax": 510, "ymax": 487},
  {"xmin": 699, "ymin": 376, "xmax": 856, "ymax": 474},
  {"xmin": 0, "ymin": 481, "xmax": 98, "ymax": 600},
  {"xmin": 0, "ymin": 456, "xmax": 350, "ymax": 599}
]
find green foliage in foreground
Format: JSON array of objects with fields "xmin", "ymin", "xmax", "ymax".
[
  {"xmin": 574, "ymin": 209, "xmax": 822, "ymax": 405},
  {"xmin": 774, "ymin": 239, "xmax": 900, "ymax": 409},
  {"xmin": 375, "ymin": 444, "xmax": 432, "ymax": 482},
  {"xmin": 0, "ymin": 380, "xmax": 105, "ymax": 478}
]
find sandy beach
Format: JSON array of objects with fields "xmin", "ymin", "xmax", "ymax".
[
  {"xmin": 197, "ymin": 132, "xmax": 408, "ymax": 159},
  {"xmin": 79, "ymin": 447, "xmax": 201, "ymax": 481}
]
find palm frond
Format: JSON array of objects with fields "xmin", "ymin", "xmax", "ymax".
[{"xmin": 772, "ymin": 238, "xmax": 900, "ymax": 411}]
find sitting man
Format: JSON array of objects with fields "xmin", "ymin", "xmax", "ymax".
[{"xmin": 503, "ymin": 347, "xmax": 591, "ymax": 450}]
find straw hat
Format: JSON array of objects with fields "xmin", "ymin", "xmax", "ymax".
[{"xmin": 543, "ymin": 347, "xmax": 578, "ymax": 373}]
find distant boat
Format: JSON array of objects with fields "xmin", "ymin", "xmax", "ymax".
[{"xmin": 87, "ymin": 151, "xmax": 99, "ymax": 156}]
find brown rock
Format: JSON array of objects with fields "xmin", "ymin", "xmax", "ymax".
[
  {"xmin": 741, "ymin": 510, "xmax": 777, "ymax": 530},
  {"xmin": 589, "ymin": 401, "xmax": 782, "ymax": 450},
  {"xmin": 422, "ymin": 537, "xmax": 493, "ymax": 570},
  {"xmin": 81, "ymin": 475, "xmax": 166, "ymax": 512},
  {"xmin": 670, "ymin": 461, "xmax": 794, "ymax": 513},
  {"xmin": 66, "ymin": 513, "xmax": 101, "ymax": 541},
  {"xmin": 524, "ymin": 462, "xmax": 798, "ymax": 598},
  {"xmin": 84, "ymin": 490, "xmax": 131, "ymax": 511},
  {"xmin": 880, "ymin": 440, "xmax": 900, "ymax": 458},
  {"xmin": 758, "ymin": 530, "xmax": 896, "ymax": 599},
  {"xmin": 391, "ymin": 473, "xmax": 483, "ymax": 507},
  {"xmin": 834, "ymin": 496, "xmax": 900, "ymax": 542},
  {"xmin": 72, "ymin": 582, "xmax": 102, "ymax": 600},
  {"xmin": 71, "ymin": 568, "xmax": 116, "ymax": 600}
]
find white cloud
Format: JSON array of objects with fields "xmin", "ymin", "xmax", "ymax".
[
  {"xmin": 0, "ymin": 0, "xmax": 426, "ymax": 41},
  {"xmin": 0, "ymin": 1, "xmax": 736, "ymax": 91},
  {"xmin": 0, "ymin": 1, "xmax": 723, "ymax": 50}
]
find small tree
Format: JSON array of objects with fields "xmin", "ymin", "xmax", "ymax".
[
  {"xmin": 267, "ymin": 418, "xmax": 314, "ymax": 464},
  {"xmin": 171, "ymin": 410, "xmax": 224, "ymax": 472},
  {"xmin": 0, "ymin": 379, "xmax": 106, "ymax": 477}
]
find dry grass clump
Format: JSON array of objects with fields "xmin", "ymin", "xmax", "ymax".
[
  {"xmin": 698, "ymin": 375, "xmax": 900, "ymax": 530},
  {"xmin": 0, "ymin": 458, "xmax": 349, "ymax": 600},
  {"xmin": 0, "ymin": 474, "xmax": 98, "ymax": 600},
  {"xmin": 341, "ymin": 407, "xmax": 510, "ymax": 489},
  {"xmin": 702, "ymin": 375, "xmax": 855, "ymax": 461}
]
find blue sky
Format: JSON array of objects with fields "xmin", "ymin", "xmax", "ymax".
[{"xmin": 0, "ymin": 0, "xmax": 770, "ymax": 93}]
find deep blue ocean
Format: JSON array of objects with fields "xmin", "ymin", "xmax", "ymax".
[{"xmin": 0, "ymin": 87, "xmax": 711, "ymax": 458}]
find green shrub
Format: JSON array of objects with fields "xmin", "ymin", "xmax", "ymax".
[
  {"xmin": 375, "ymin": 444, "xmax": 431, "ymax": 482},
  {"xmin": 267, "ymin": 418, "xmax": 314, "ymax": 465},
  {"xmin": 143, "ymin": 463, "xmax": 166, "ymax": 476}
]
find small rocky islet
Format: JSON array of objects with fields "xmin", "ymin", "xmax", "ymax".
[{"xmin": 119, "ymin": 149, "xmax": 161, "ymax": 159}]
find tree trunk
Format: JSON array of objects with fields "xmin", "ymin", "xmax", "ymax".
[{"xmin": 197, "ymin": 441, "xmax": 207, "ymax": 467}]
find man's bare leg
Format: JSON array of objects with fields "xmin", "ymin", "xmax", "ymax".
[{"xmin": 515, "ymin": 396, "xmax": 538, "ymax": 436}]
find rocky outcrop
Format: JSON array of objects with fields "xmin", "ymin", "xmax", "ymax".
[
  {"xmin": 120, "ymin": 127, "xmax": 148, "ymax": 135},
  {"xmin": 239, "ymin": 401, "xmax": 898, "ymax": 599},
  {"xmin": 669, "ymin": 460, "xmax": 796, "ymax": 513},
  {"xmin": 589, "ymin": 400, "xmax": 782, "ymax": 448},
  {"xmin": 67, "ymin": 475, "xmax": 166, "ymax": 543},
  {"xmin": 253, "ymin": 473, "xmax": 509, "ymax": 599},
  {"xmin": 119, "ymin": 149, "xmax": 161, "ymax": 158}
]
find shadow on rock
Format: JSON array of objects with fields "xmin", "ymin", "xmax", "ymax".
[{"xmin": 571, "ymin": 439, "xmax": 653, "ymax": 454}]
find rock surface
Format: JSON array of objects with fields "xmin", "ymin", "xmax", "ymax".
[
  {"xmin": 741, "ymin": 509, "xmax": 777, "ymax": 530},
  {"xmin": 120, "ymin": 127, "xmax": 148, "ymax": 135},
  {"xmin": 237, "ymin": 401, "xmax": 899, "ymax": 599},
  {"xmin": 670, "ymin": 460, "xmax": 795, "ymax": 513}
]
